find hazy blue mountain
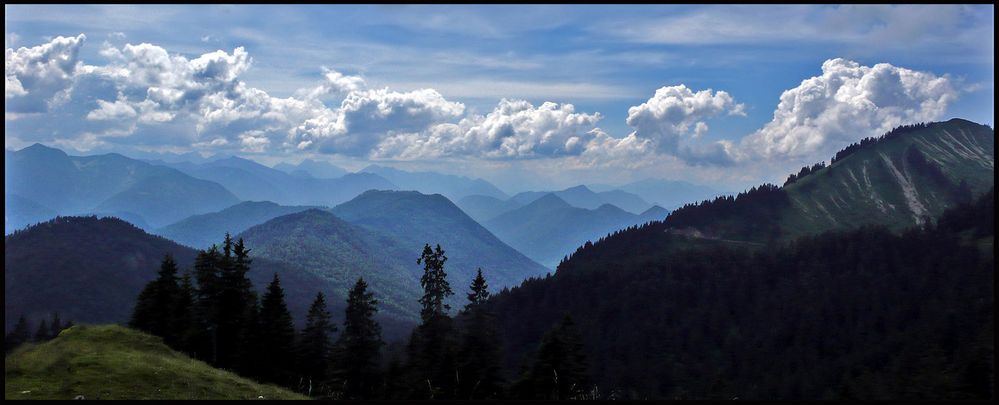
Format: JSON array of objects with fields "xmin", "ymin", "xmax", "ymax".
[
  {"xmin": 510, "ymin": 185, "xmax": 653, "ymax": 214},
  {"xmin": 591, "ymin": 179, "xmax": 727, "ymax": 210},
  {"xmin": 156, "ymin": 201, "xmax": 319, "ymax": 248},
  {"xmin": 5, "ymin": 144, "xmax": 240, "ymax": 230},
  {"xmin": 484, "ymin": 194, "xmax": 660, "ymax": 267},
  {"xmin": 93, "ymin": 172, "xmax": 240, "ymax": 229},
  {"xmin": 238, "ymin": 209, "xmax": 422, "ymax": 323},
  {"xmin": 2, "ymin": 216, "xmax": 425, "ymax": 339},
  {"xmin": 331, "ymin": 190, "xmax": 549, "ymax": 293},
  {"xmin": 455, "ymin": 194, "xmax": 525, "ymax": 223},
  {"xmin": 360, "ymin": 164, "xmax": 508, "ymax": 201},
  {"xmin": 4, "ymin": 194, "xmax": 57, "ymax": 234},
  {"xmin": 596, "ymin": 189, "xmax": 655, "ymax": 214},
  {"xmin": 273, "ymin": 158, "xmax": 348, "ymax": 179},
  {"xmin": 168, "ymin": 156, "xmax": 397, "ymax": 206},
  {"xmin": 637, "ymin": 205, "xmax": 671, "ymax": 223}
]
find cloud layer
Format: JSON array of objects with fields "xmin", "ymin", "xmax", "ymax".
[{"xmin": 5, "ymin": 35, "xmax": 962, "ymax": 171}]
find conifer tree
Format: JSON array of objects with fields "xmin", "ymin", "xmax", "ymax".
[
  {"xmin": 171, "ymin": 271, "xmax": 196, "ymax": 352},
  {"xmin": 406, "ymin": 243, "xmax": 458, "ymax": 399},
  {"xmin": 129, "ymin": 254, "xmax": 181, "ymax": 341},
  {"xmin": 215, "ymin": 235, "xmax": 255, "ymax": 369},
  {"xmin": 333, "ymin": 278, "xmax": 384, "ymax": 399},
  {"xmin": 191, "ymin": 245, "xmax": 223, "ymax": 363},
  {"xmin": 237, "ymin": 294, "xmax": 262, "ymax": 378},
  {"xmin": 417, "ymin": 243, "xmax": 453, "ymax": 322},
  {"xmin": 33, "ymin": 319, "xmax": 49, "ymax": 342},
  {"xmin": 515, "ymin": 315, "xmax": 591, "ymax": 400},
  {"xmin": 256, "ymin": 273, "xmax": 296, "ymax": 385},
  {"xmin": 298, "ymin": 292, "xmax": 336, "ymax": 396},
  {"xmin": 457, "ymin": 269, "xmax": 505, "ymax": 399},
  {"xmin": 5, "ymin": 315, "xmax": 32, "ymax": 352}
]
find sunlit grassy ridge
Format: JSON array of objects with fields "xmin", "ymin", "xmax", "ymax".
[{"xmin": 4, "ymin": 325, "xmax": 307, "ymax": 400}]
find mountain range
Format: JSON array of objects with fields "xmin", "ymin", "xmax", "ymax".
[
  {"xmin": 155, "ymin": 201, "xmax": 320, "ymax": 249},
  {"xmin": 160, "ymin": 156, "xmax": 396, "ymax": 207},
  {"xmin": 272, "ymin": 158, "xmax": 348, "ymax": 179},
  {"xmin": 485, "ymin": 194, "xmax": 669, "ymax": 267},
  {"xmin": 330, "ymin": 190, "xmax": 550, "ymax": 291},
  {"xmin": 589, "ymin": 178, "xmax": 728, "ymax": 210},
  {"xmin": 360, "ymin": 164, "xmax": 509, "ymax": 201},
  {"xmin": 5, "ymin": 144, "xmax": 239, "ymax": 231}
]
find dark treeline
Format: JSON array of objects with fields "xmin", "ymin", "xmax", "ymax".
[
  {"xmin": 784, "ymin": 122, "xmax": 934, "ymax": 187},
  {"xmin": 784, "ymin": 161, "xmax": 828, "ymax": 186},
  {"xmin": 660, "ymin": 183, "xmax": 789, "ymax": 242},
  {"xmin": 4, "ymin": 312, "xmax": 74, "ymax": 353},
  {"xmin": 484, "ymin": 188, "xmax": 994, "ymax": 400},
  {"xmin": 831, "ymin": 122, "xmax": 930, "ymax": 164},
  {"xmin": 128, "ymin": 236, "xmax": 588, "ymax": 399}
]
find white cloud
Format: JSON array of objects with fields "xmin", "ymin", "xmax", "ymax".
[
  {"xmin": 5, "ymin": 34, "xmax": 86, "ymax": 111},
  {"xmin": 626, "ymin": 84, "xmax": 744, "ymax": 154},
  {"xmin": 86, "ymin": 98, "xmax": 137, "ymax": 120},
  {"xmin": 739, "ymin": 58, "xmax": 958, "ymax": 161}
]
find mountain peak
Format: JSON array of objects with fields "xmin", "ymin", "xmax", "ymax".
[
  {"xmin": 18, "ymin": 143, "xmax": 68, "ymax": 157},
  {"xmin": 563, "ymin": 184, "xmax": 594, "ymax": 193},
  {"xmin": 529, "ymin": 193, "xmax": 572, "ymax": 209}
]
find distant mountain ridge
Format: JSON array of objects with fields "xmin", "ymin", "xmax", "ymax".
[
  {"xmin": 331, "ymin": 190, "xmax": 550, "ymax": 293},
  {"xmin": 163, "ymin": 156, "xmax": 396, "ymax": 207},
  {"xmin": 360, "ymin": 164, "xmax": 509, "ymax": 201},
  {"xmin": 5, "ymin": 144, "xmax": 240, "ymax": 231},
  {"xmin": 155, "ymin": 201, "xmax": 320, "ymax": 249},
  {"xmin": 590, "ymin": 178, "xmax": 727, "ymax": 210},
  {"xmin": 508, "ymin": 185, "xmax": 653, "ymax": 214},
  {"xmin": 272, "ymin": 158, "xmax": 348, "ymax": 179},
  {"xmin": 485, "ymin": 193, "xmax": 669, "ymax": 267}
]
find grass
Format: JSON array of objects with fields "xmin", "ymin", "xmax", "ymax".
[{"xmin": 4, "ymin": 325, "xmax": 308, "ymax": 400}]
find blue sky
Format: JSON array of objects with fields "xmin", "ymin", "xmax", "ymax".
[{"xmin": 4, "ymin": 5, "xmax": 994, "ymax": 192}]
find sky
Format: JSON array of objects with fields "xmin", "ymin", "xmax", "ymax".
[{"xmin": 4, "ymin": 4, "xmax": 994, "ymax": 193}]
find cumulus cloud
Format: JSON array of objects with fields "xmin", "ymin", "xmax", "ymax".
[
  {"xmin": 5, "ymin": 34, "xmax": 86, "ymax": 111},
  {"xmin": 626, "ymin": 84, "xmax": 745, "ymax": 154},
  {"xmin": 371, "ymin": 99, "xmax": 651, "ymax": 162},
  {"xmin": 86, "ymin": 98, "xmax": 137, "ymax": 121},
  {"xmin": 740, "ymin": 58, "xmax": 958, "ymax": 161}
]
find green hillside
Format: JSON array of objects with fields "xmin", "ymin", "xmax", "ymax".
[
  {"xmin": 4, "ymin": 325, "xmax": 307, "ymax": 400},
  {"xmin": 156, "ymin": 201, "xmax": 319, "ymax": 249},
  {"xmin": 661, "ymin": 119, "xmax": 993, "ymax": 244},
  {"xmin": 238, "ymin": 209, "xmax": 422, "ymax": 321},
  {"xmin": 780, "ymin": 119, "xmax": 994, "ymax": 239}
]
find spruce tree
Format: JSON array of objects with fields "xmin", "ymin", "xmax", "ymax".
[
  {"xmin": 5, "ymin": 315, "xmax": 32, "ymax": 352},
  {"xmin": 191, "ymin": 245, "xmax": 223, "ymax": 363},
  {"xmin": 298, "ymin": 292, "xmax": 336, "ymax": 397},
  {"xmin": 33, "ymin": 319, "xmax": 49, "ymax": 342},
  {"xmin": 256, "ymin": 273, "xmax": 296, "ymax": 385},
  {"xmin": 406, "ymin": 243, "xmax": 458, "ymax": 399},
  {"xmin": 516, "ymin": 315, "xmax": 591, "ymax": 400},
  {"xmin": 215, "ymin": 235, "xmax": 256, "ymax": 369},
  {"xmin": 457, "ymin": 269, "xmax": 505, "ymax": 399},
  {"xmin": 129, "ymin": 254, "xmax": 181, "ymax": 342},
  {"xmin": 417, "ymin": 243, "xmax": 453, "ymax": 322},
  {"xmin": 171, "ymin": 271, "xmax": 196, "ymax": 352},
  {"xmin": 333, "ymin": 278, "xmax": 384, "ymax": 399}
]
